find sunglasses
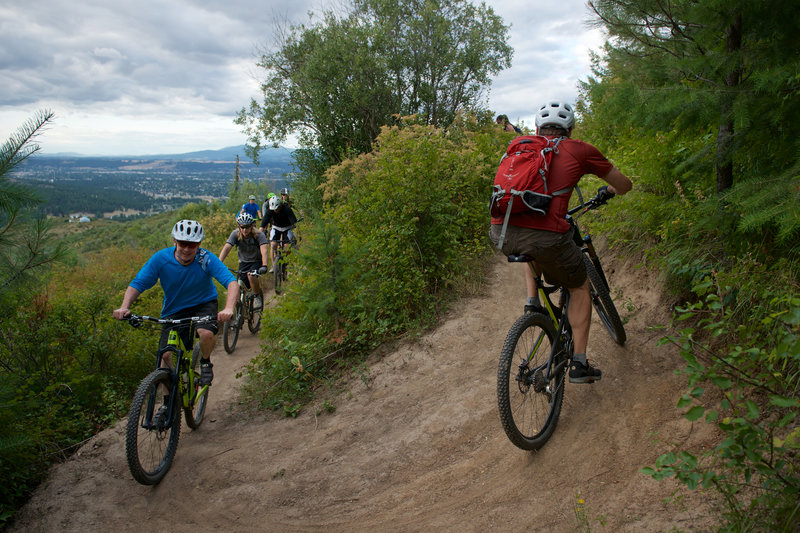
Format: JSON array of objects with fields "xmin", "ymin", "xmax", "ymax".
[
  {"xmin": 239, "ymin": 225, "xmax": 254, "ymax": 230},
  {"xmin": 176, "ymin": 241, "xmax": 199, "ymax": 249}
]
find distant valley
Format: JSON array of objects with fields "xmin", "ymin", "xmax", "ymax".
[{"xmin": 14, "ymin": 145, "xmax": 293, "ymax": 219}]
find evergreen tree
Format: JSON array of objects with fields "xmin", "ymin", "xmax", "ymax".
[
  {"xmin": 587, "ymin": 0, "xmax": 800, "ymax": 193},
  {"xmin": 0, "ymin": 110, "xmax": 70, "ymax": 304}
]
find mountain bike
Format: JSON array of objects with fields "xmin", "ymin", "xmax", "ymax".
[
  {"xmin": 223, "ymin": 269, "xmax": 263, "ymax": 353},
  {"xmin": 124, "ymin": 314, "xmax": 213, "ymax": 484},
  {"xmin": 497, "ymin": 191, "xmax": 626, "ymax": 451},
  {"xmin": 272, "ymin": 234, "xmax": 292, "ymax": 295}
]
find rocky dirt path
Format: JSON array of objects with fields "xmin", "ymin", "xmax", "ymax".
[{"xmin": 11, "ymin": 253, "xmax": 718, "ymax": 532}]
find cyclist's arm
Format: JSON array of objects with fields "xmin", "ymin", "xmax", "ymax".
[
  {"xmin": 219, "ymin": 242, "xmax": 233, "ymax": 263},
  {"xmin": 113, "ymin": 286, "xmax": 141, "ymax": 319},
  {"xmin": 601, "ymin": 167, "xmax": 632, "ymax": 196},
  {"xmin": 218, "ymin": 280, "xmax": 239, "ymax": 322}
]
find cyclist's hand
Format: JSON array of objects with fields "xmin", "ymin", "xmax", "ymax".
[
  {"xmin": 113, "ymin": 308, "xmax": 131, "ymax": 320},
  {"xmin": 596, "ymin": 185, "xmax": 615, "ymax": 204},
  {"xmin": 257, "ymin": 266, "xmax": 268, "ymax": 275},
  {"xmin": 217, "ymin": 308, "xmax": 234, "ymax": 323}
]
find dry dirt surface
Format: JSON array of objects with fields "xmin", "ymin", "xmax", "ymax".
[{"xmin": 11, "ymin": 252, "xmax": 721, "ymax": 532}]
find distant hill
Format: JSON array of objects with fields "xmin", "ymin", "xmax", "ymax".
[
  {"xmin": 39, "ymin": 145, "xmax": 293, "ymax": 163},
  {"xmin": 15, "ymin": 145, "xmax": 295, "ymax": 219}
]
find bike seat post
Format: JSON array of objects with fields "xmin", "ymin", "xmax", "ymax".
[{"xmin": 507, "ymin": 253, "xmax": 542, "ymax": 307}]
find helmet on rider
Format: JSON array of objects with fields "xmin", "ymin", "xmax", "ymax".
[
  {"xmin": 171, "ymin": 219, "xmax": 205, "ymax": 242},
  {"xmin": 268, "ymin": 196, "xmax": 281, "ymax": 210},
  {"xmin": 534, "ymin": 101, "xmax": 575, "ymax": 130},
  {"xmin": 280, "ymin": 187, "xmax": 289, "ymax": 196},
  {"xmin": 236, "ymin": 212, "xmax": 255, "ymax": 227}
]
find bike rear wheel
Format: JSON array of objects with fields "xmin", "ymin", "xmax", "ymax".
[
  {"xmin": 583, "ymin": 255, "xmax": 626, "ymax": 345},
  {"xmin": 223, "ymin": 300, "xmax": 242, "ymax": 353},
  {"xmin": 247, "ymin": 293, "xmax": 262, "ymax": 333},
  {"xmin": 184, "ymin": 343, "xmax": 209, "ymax": 429},
  {"xmin": 126, "ymin": 368, "xmax": 180, "ymax": 485},
  {"xmin": 497, "ymin": 312, "xmax": 564, "ymax": 451}
]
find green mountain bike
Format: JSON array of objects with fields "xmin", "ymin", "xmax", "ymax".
[
  {"xmin": 124, "ymin": 314, "xmax": 213, "ymax": 484},
  {"xmin": 497, "ymin": 191, "xmax": 626, "ymax": 451}
]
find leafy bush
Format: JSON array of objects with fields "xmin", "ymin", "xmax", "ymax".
[
  {"xmin": 645, "ymin": 282, "xmax": 800, "ymax": 532},
  {"xmin": 241, "ymin": 113, "xmax": 505, "ymax": 412}
]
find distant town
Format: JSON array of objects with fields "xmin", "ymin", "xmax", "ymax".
[{"xmin": 15, "ymin": 145, "xmax": 294, "ymax": 220}]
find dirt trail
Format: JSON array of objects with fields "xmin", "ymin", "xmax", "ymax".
[{"xmin": 11, "ymin": 252, "xmax": 719, "ymax": 532}]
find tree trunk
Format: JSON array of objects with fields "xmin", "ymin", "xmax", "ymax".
[{"xmin": 715, "ymin": 14, "xmax": 742, "ymax": 193}]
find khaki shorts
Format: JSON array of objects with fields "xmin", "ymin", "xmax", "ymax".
[{"xmin": 490, "ymin": 224, "xmax": 587, "ymax": 288}]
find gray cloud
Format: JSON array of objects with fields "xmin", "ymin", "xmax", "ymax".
[{"xmin": 0, "ymin": 0, "xmax": 605, "ymax": 154}]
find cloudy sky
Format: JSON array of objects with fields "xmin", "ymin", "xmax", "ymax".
[{"xmin": 0, "ymin": 0, "xmax": 605, "ymax": 156}]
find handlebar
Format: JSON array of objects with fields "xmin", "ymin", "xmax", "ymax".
[
  {"xmin": 567, "ymin": 189, "xmax": 615, "ymax": 219},
  {"xmin": 126, "ymin": 314, "xmax": 216, "ymax": 328}
]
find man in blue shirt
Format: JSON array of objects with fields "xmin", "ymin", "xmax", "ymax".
[
  {"xmin": 240, "ymin": 194, "xmax": 261, "ymax": 219},
  {"xmin": 113, "ymin": 219, "xmax": 238, "ymax": 386}
]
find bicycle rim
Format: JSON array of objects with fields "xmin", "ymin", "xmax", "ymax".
[
  {"xmin": 248, "ymin": 294, "xmax": 262, "ymax": 333},
  {"xmin": 185, "ymin": 343, "xmax": 208, "ymax": 429},
  {"xmin": 583, "ymin": 255, "xmax": 626, "ymax": 345},
  {"xmin": 497, "ymin": 312, "xmax": 564, "ymax": 451},
  {"xmin": 223, "ymin": 301, "xmax": 241, "ymax": 353},
  {"xmin": 125, "ymin": 369, "xmax": 180, "ymax": 485}
]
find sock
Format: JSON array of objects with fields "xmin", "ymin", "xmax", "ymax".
[
  {"xmin": 526, "ymin": 297, "xmax": 538, "ymax": 306},
  {"xmin": 201, "ymin": 358, "xmax": 211, "ymax": 366},
  {"xmin": 572, "ymin": 352, "xmax": 587, "ymax": 365}
]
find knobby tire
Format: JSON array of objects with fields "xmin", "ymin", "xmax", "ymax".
[
  {"xmin": 223, "ymin": 299, "xmax": 242, "ymax": 353},
  {"xmin": 247, "ymin": 293, "xmax": 261, "ymax": 333},
  {"xmin": 583, "ymin": 255, "xmax": 626, "ymax": 345},
  {"xmin": 497, "ymin": 312, "xmax": 565, "ymax": 451},
  {"xmin": 273, "ymin": 256, "xmax": 283, "ymax": 294},
  {"xmin": 184, "ymin": 343, "xmax": 208, "ymax": 429},
  {"xmin": 125, "ymin": 368, "xmax": 180, "ymax": 485}
]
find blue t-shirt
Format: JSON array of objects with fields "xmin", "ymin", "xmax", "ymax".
[
  {"xmin": 241, "ymin": 202, "xmax": 259, "ymax": 218},
  {"xmin": 130, "ymin": 247, "xmax": 236, "ymax": 317}
]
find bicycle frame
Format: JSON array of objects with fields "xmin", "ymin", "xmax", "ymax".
[{"xmin": 132, "ymin": 316, "xmax": 210, "ymax": 425}]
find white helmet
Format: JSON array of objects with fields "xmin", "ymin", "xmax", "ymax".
[
  {"xmin": 236, "ymin": 212, "xmax": 254, "ymax": 226},
  {"xmin": 268, "ymin": 196, "xmax": 280, "ymax": 210},
  {"xmin": 171, "ymin": 219, "xmax": 204, "ymax": 242},
  {"xmin": 535, "ymin": 101, "xmax": 575, "ymax": 130}
]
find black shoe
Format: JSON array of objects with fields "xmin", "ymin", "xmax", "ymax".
[
  {"xmin": 200, "ymin": 360, "xmax": 214, "ymax": 386},
  {"xmin": 569, "ymin": 360, "xmax": 602, "ymax": 384},
  {"xmin": 524, "ymin": 303, "xmax": 545, "ymax": 315}
]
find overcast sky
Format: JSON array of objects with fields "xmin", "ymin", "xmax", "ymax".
[{"xmin": 0, "ymin": 0, "xmax": 605, "ymax": 156}]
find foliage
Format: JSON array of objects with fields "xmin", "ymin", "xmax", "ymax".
[
  {"xmin": 0, "ymin": 252, "xmax": 155, "ymax": 525},
  {"xmin": 643, "ymin": 279, "xmax": 800, "ymax": 532},
  {"xmin": 0, "ymin": 110, "xmax": 71, "ymax": 305},
  {"xmin": 236, "ymin": 0, "xmax": 511, "ymax": 164},
  {"xmin": 586, "ymin": 0, "xmax": 800, "ymax": 192},
  {"xmin": 241, "ymin": 112, "xmax": 504, "ymax": 412}
]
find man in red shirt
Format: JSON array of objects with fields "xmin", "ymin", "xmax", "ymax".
[{"xmin": 490, "ymin": 101, "xmax": 632, "ymax": 383}]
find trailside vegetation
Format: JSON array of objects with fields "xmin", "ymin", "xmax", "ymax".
[
  {"xmin": 239, "ymin": 113, "xmax": 507, "ymax": 414},
  {"xmin": 582, "ymin": 1, "xmax": 800, "ymax": 529}
]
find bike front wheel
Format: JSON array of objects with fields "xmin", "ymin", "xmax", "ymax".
[
  {"xmin": 126, "ymin": 368, "xmax": 181, "ymax": 485},
  {"xmin": 223, "ymin": 300, "xmax": 242, "ymax": 353},
  {"xmin": 497, "ymin": 312, "xmax": 564, "ymax": 451},
  {"xmin": 247, "ymin": 293, "xmax": 262, "ymax": 333},
  {"xmin": 184, "ymin": 343, "xmax": 209, "ymax": 429},
  {"xmin": 584, "ymin": 255, "xmax": 626, "ymax": 345},
  {"xmin": 273, "ymin": 257, "xmax": 283, "ymax": 294}
]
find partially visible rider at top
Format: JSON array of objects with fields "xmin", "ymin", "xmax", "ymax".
[
  {"xmin": 112, "ymin": 220, "xmax": 239, "ymax": 386},
  {"xmin": 260, "ymin": 195, "xmax": 298, "ymax": 272},
  {"xmin": 489, "ymin": 101, "xmax": 632, "ymax": 385},
  {"xmin": 496, "ymin": 114, "xmax": 522, "ymax": 134},
  {"xmin": 240, "ymin": 194, "xmax": 261, "ymax": 220},
  {"xmin": 218, "ymin": 212, "xmax": 269, "ymax": 309}
]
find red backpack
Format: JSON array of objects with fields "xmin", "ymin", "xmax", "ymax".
[{"xmin": 489, "ymin": 135, "xmax": 571, "ymax": 249}]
